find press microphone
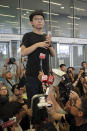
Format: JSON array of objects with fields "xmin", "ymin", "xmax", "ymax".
[{"xmin": 39, "ymin": 53, "xmax": 46, "ymax": 71}]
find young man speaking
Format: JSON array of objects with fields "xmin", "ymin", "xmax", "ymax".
[{"xmin": 21, "ymin": 10, "xmax": 55, "ymax": 107}]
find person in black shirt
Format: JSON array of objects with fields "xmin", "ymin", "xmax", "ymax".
[{"xmin": 21, "ymin": 10, "xmax": 55, "ymax": 107}]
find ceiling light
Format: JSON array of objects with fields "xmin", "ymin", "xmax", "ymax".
[
  {"xmin": 17, "ymin": 8, "xmax": 34, "ymax": 12},
  {"xmin": 51, "ymin": 26, "xmax": 60, "ymax": 28},
  {"xmin": 26, "ymin": 11, "xmax": 29, "ymax": 13},
  {"xmin": 67, "ymin": 16, "xmax": 80, "ymax": 20},
  {"xmin": 60, "ymin": 6, "xmax": 64, "ymax": 9},
  {"xmin": 0, "ymin": 14, "xmax": 15, "ymax": 18},
  {"xmin": 42, "ymin": 0, "xmax": 61, "ymax": 6},
  {"xmin": 67, "ymin": 23, "xmax": 79, "ymax": 25},
  {"xmin": 43, "ymin": 12, "xmax": 59, "ymax": 16},
  {"xmin": 70, "ymin": 6, "xmax": 86, "ymax": 11},
  {"xmin": 0, "ymin": 5, "xmax": 9, "ymax": 8},
  {"xmin": 22, "ymin": 16, "xmax": 29, "ymax": 19},
  {"xmin": 6, "ymin": 21, "xmax": 18, "ymax": 24},
  {"xmin": 68, "ymin": 28, "xmax": 78, "ymax": 30},
  {"xmin": 45, "ymin": 20, "xmax": 58, "ymax": 23}
]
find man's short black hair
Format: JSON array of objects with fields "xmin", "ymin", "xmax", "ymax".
[
  {"xmin": 29, "ymin": 10, "xmax": 45, "ymax": 21},
  {"xmin": 60, "ymin": 64, "xmax": 66, "ymax": 68},
  {"xmin": 81, "ymin": 61, "xmax": 86, "ymax": 66},
  {"xmin": 67, "ymin": 67, "xmax": 75, "ymax": 71}
]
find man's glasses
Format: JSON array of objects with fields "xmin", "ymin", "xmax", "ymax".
[{"xmin": 33, "ymin": 18, "xmax": 44, "ymax": 21}]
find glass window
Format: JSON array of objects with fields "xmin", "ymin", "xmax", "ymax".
[
  {"xmin": 49, "ymin": 0, "xmax": 73, "ymax": 37},
  {"xmin": 21, "ymin": 0, "xmax": 50, "ymax": 34},
  {"xmin": 0, "ymin": 0, "xmax": 20, "ymax": 34},
  {"xmin": 0, "ymin": 42, "xmax": 9, "ymax": 74},
  {"xmin": 74, "ymin": 0, "xmax": 87, "ymax": 38}
]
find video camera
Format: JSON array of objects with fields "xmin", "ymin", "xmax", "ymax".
[{"xmin": 8, "ymin": 58, "xmax": 16, "ymax": 64}]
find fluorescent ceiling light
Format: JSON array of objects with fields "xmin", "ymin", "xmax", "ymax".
[
  {"xmin": 0, "ymin": 5, "xmax": 9, "ymax": 8},
  {"xmin": 6, "ymin": 21, "xmax": 18, "ymax": 24},
  {"xmin": 17, "ymin": 8, "xmax": 34, "ymax": 12},
  {"xmin": 67, "ymin": 16, "xmax": 80, "ymax": 20},
  {"xmin": 67, "ymin": 23, "xmax": 79, "ymax": 26},
  {"xmin": 60, "ymin": 6, "xmax": 64, "ymax": 9},
  {"xmin": 70, "ymin": 6, "xmax": 86, "ymax": 11},
  {"xmin": 68, "ymin": 28, "xmax": 78, "ymax": 30},
  {"xmin": 0, "ymin": 14, "xmax": 15, "ymax": 18},
  {"xmin": 26, "ymin": 11, "xmax": 29, "ymax": 13},
  {"xmin": 45, "ymin": 20, "xmax": 58, "ymax": 23},
  {"xmin": 42, "ymin": 0, "xmax": 61, "ymax": 6},
  {"xmin": 22, "ymin": 16, "xmax": 29, "ymax": 19},
  {"xmin": 43, "ymin": 12, "xmax": 59, "ymax": 16},
  {"xmin": 51, "ymin": 26, "xmax": 60, "ymax": 28}
]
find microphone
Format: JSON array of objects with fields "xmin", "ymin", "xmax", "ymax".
[
  {"xmin": 39, "ymin": 53, "xmax": 46, "ymax": 71},
  {"xmin": 47, "ymin": 74, "xmax": 54, "ymax": 85}
]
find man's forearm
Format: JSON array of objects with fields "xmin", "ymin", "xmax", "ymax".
[
  {"xmin": 49, "ymin": 46, "xmax": 55, "ymax": 57},
  {"xmin": 21, "ymin": 44, "xmax": 38, "ymax": 56}
]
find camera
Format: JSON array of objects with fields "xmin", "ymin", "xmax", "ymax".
[
  {"xmin": 31, "ymin": 94, "xmax": 48, "ymax": 124},
  {"xmin": 59, "ymin": 74, "xmax": 74, "ymax": 105},
  {"xmin": 81, "ymin": 72, "xmax": 86, "ymax": 78},
  {"xmin": 67, "ymin": 70, "xmax": 72, "ymax": 74},
  {"xmin": 8, "ymin": 58, "xmax": 16, "ymax": 64}
]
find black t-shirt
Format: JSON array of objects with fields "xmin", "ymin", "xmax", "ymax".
[
  {"xmin": 21, "ymin": 32, "xmax": 50, "ymax": 77},
  {"xmin": 70, "ymin": 123, "xmax": 87, "ymax": 131}
]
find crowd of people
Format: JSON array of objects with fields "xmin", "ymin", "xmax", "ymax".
[
  {"xmin": 0, "ymin": 10, "xmax": 87, "ymax": 131},
  {"xmin": 0, "ymin": 57, "xmax": 87, "ymax": 131}
]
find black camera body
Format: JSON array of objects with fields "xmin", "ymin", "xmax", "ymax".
[
  {"xmin": 31, "ymin": 94, "xmax": 48, "ymax": 125},
  {"xmin": 8, "ymin": 58, "xmax": 15, "ymax": 64},
  {"xmin": 67, "ymin": 70, "xmax": 72, "ymax": 74},
  {"xmin": 81, "ymin": 71, "xmax": 87, "ymax": 78},
  {"xmin": 59, "ymin": 74, "xmax": 74, "ymax": 105}
]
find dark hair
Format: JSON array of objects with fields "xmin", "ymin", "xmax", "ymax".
[
  {"xmin": 29, "ymin": 10, "xmax": 45, "ymax": 21},
  {"xmin": 81, "ymin": 61, "xmax": 86, "ymax": 66},
  {"xmin": 81, "ymin": 96, "xmax": 87, "ymax": 119},
  {"xmin": 67, "ymin": 67, "xmax": 75, "ymax": 71},
  {"xmin": 60, "ymin": 64, "xmax": 66, "ymax": 68},
  {"xmin": 37, "ymin": 122, "xmax": 57, "ymax": 131}
]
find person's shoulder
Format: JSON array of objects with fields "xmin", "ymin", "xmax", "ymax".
[{"xmin": 23, "ymin": 32, "xmax": 32, "ymax": 37}]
